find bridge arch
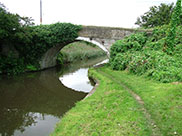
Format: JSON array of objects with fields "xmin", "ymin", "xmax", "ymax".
[
  {"xmin": 39, "ymin": 37, "xmax": 109, "ymax": 70},
  {"xmin": 39, "ymin": 25, "xmax": 151, "ymax": 70},
  {"xmin": 76, "ymin": 37, "xmax": 110, "ymax": 56}
]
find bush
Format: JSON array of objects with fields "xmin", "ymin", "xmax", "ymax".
[
  {"xmin": 109, "ymin": 25, "xmax": 182, "ymax": 83},
  {"xmin": 128, "ymin": 51, "xmax": 150, "ymax": 75},
  {"xmin": 174, "ymin": 44, "xmax": 182, "ymax": 58},
  {"xmin": 149, "ymin": 25, "xmax": 168, "ymax": 42},
  {"xmin": 110, "ymin": 53, "xmax": 129, "ymax": 70},
  {"xmin": 144, "ymin": 38, "xmax": 165, "ymax": 51},
  {"xmin": 0, "ymin": 54, "xmax": 25, "ymax": 75},
  {"xmin": 110, "ymin": 33, "xmax": 147, "ymax": 61}
]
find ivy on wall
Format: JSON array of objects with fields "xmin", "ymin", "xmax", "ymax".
[
  {"xmin": 15, "ymin": 23, "xmax": 82, "ymax": 67},
  {"xmin": 0, "ymin": 4, "xmax": 82, "ymax": 75}
]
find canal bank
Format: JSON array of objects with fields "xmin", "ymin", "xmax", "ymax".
[{"xmin": 51, "ymin": 66, "xmax": 182, "ymax": 136}]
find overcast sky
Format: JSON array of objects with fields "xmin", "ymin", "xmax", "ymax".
[{"xmin": 0, "ymin": 0, "xmax": 177, "ymax": 28}]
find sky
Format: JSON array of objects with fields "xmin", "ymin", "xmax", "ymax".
[{"xmin": 0, "ymin": 0, "xmax": 177, "ymax": 28}]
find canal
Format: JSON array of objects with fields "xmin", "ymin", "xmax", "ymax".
[{"xmin": 0, "ymin": 56, "xmax": 107, "ymax": 136}]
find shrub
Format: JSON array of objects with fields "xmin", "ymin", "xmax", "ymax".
[
  {"xmin": 174, "ymin": 44, "xmax": 182, "ymax": 58},
  {"xmin": 109, "ymin": 27, "xmax": 182, "ymax": 83},
  {"xmin": 110, "ymin": 33, "xmax": 147, "ymax": 62},
  {"xmin": 110, "ymin": 0, "xmax": 182, "ymax": 83},
  {"xmin": 144, "ymin": 38, "xmax": 165, "ymax": 51},
  {"xmin": 0, "ymin": 54, "xmax": 25, "ymax": 75},
  {"xmin": 110, "ymin": 53, "xmax": 130, "ymax": 70},
  {"xmin": 128, "ymin": 51, "xmax": 150, "ymax": 75},
  {"xmin": 149, "ymin": 25, "xmax": 168, "ymax": 42}
]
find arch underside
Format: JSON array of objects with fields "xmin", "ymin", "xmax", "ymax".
[
  {"xmin": 76, "ymin": 37, "xmax": 110, "ymax": 54},
  {"xmin": 39, "ymin": 36, "xmax": 117, "ymax": 70},
  {"xmin": 38, "ymin": 26, "xmax": 142, "ymax": 70}
]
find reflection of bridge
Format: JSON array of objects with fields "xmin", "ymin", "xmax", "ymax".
[{"xmin": 40, "ymin": 25, "xmax": 149, "ymax": 69}]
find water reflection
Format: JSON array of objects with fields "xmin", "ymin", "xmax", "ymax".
[
  {"xmin": 0, "ymin": 56, "xmax": 107, "ymax": 136},
  {"xmin": 60, "ymin": 68, "xmax": 92, "ymax": 93},
  {"xmin": 14, "ymin": 114, "xmax": 59, "ymax": 136},
  {"xmin": 0, "ymin": 68, "xmax": 86, "ymax": 136},
  {"xmin": 59, "ymin": 57, "xmax": 108, "ymax": 93}
]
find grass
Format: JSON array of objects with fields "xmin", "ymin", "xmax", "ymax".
[
  {"xmin": 57, "ymin": 41, "xmax": 107, "ymax": 64},
  {"xmin": 101, "ymin": 67, "xmax": 182, "ymax": 136},
  {"xmin": 51, "ymin": 66, "xmax": 182, "ymax": 136}
]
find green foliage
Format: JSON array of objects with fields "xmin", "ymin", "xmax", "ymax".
[
  {"xmin": 51, "ymin": 68, "xmax": 152, "ymax": 136},
  {"xmin": 0, "ymin": 53, "xmax": 25, "ymax": 75},
  {"xmin": 174, "ymin": 44, "xmax": 182, "ymax": 57},
  {"xmin": 80, "ymin": 40, "xmax": 97, "ymax": 47},
  {"xmin": 145, "ymin": 38, "xmax": 165, "ymax": 50},
  {"xmin": 96, "ymin": 67, "xmax": 182, "ymax": 135},
  {"xmin": 111, "ymin": 2, "xmax": 182, "ymax": 83},
  {"xmin": 57, "ymin": 41, "xmax": 106, "ymax": 64},
  {"xmin": 128, "ymin": 50, "xmax": 182, "ymax": 83},
  {"xmin": 135, "ymin": 3, "xmax": 175, "ymax": 28},
  {"xmin": 149, "ymin": 25, "xmax": 168, "ymax": 41},
  {"xmin": 110, "ymin": 33, "xmax": 147, "ymax": 61},
  {"xmin": 15, "ymin": 23, "xmax": 81, "ymax": 65},
  {"xmin": 0, "ymin": 7, "xmax": 20, "ymax": 45},
  {"xmin": 26, "ymin": 65, "xmax": 38, "ymax": 71},
  {"xmin": 165, "ymin": 0, "xmax": 182, "ymax": 54},
  {"xmin": 0, "ymin": 3, "xmax": 33, "ymax": 75},
  {"xmin": 0, "ymin": 3, "xmax": 82, "ymax": 75},
  {"xmin": 110, "ymin": 52, "xmax": 132, "ymax": 71},
  {"xmin": 52, "ymin": 66, "xmax": 182, "ymax": 135},
  {"xmin": 0, "ymin": 3, "xmax": 34, "ymax": 46},
  {"xmin": 57, "ymin": 52, "xmax": 65, "ymax": 65},
  {"xmin": 110, "ymin": 25, "xmax": 182, "ymax": 83}
]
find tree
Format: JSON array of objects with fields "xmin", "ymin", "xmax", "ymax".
[
  {"xmin": 0, "ymin": 3, "xmax": 34, "ymax": 49},
  {"xmin": 135, "ymin": 3, "xmax": 174, "ymax": 28}
]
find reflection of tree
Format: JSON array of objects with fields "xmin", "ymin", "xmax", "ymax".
[
  {"xmin": 0, "ymin": 56, "xmax": 106, "ymax": 135},
  {"xmin": 19, "ymin": 112, "xmax": 38, "ymax": 132},
  {"xmin": 0, "ymin": 109, "xmax": 37, "ymax": 136},
  {"xmin": 0, "ymin": 67, "xmax": 86, "ymax": 136}
]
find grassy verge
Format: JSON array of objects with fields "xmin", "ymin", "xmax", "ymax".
[
  {"xmin": 51, "ymin": 66, "xmax": 153, "ymax": 136},
  {"xmin": 97, "ymin": 66, "xmax": 182, "ymax": 136},
  {"xmin": 57, "ymin": 41, "xmax": 107, "ymax": 64},
  {"xmin": 51, "ymin": 66, "xmax": 182, "ymax": 136}
]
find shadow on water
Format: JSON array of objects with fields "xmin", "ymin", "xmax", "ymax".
[{"xmin": 0, "ymin": 56, "xmax": 107, "ymax": 136}]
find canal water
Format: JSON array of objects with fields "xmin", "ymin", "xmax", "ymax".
[{"xmin": 0, "ymin": 56, "xmax": 107, "ymax": 136}]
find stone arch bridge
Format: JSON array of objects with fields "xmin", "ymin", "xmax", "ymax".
[{"xmin": 40, "ymin": 25, "xmax": 150, "ymax": 69}]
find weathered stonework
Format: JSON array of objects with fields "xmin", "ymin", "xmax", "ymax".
[
  {"xmin": 39, "ymin": 42, "xmax": 72, "ymax": 69},
  {"xmin": 39, "ymin": 44, "xmax": 63, "ymax": 69},
  {"xmin": 78, "ymin": 25, "xmax": 150, "ymax": 51},
  {"xmin": 39, "ymin": 25, "xmax": 151, "ymax": 69},
  {"xmin": 78, "ymin": 25, "xmax": 148, "ymax": 40}
]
